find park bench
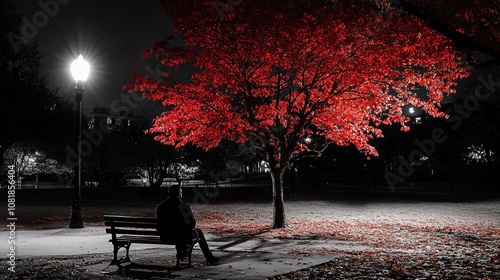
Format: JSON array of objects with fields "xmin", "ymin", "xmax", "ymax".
[{"xmin": 104, "ymin": 215, "xmax": 198, "ymax": 267}]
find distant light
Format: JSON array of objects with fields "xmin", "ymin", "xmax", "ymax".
[
  {"xmin": 408, "ymin": 107, "xmax": 415, "ymax": 114},
  {"xmin": 71, "ymin": 54, "xmax": 90, "ymax": 82},
  {"xmin": 260, "ymin": 160, "xmax": 270, "ymax": 173},
  {"xmin": 305, "ymin": 137, "xmax": 312, "ymax": 144}
]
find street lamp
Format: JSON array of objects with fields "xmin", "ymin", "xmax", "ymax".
[{"xmin": 69, "ymin": 54, "xmax": 89, "ymax": 228}]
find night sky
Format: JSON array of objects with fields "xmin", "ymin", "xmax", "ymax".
[{"xmin": 13, "ymin": 0, "xmax": 172, "ymax": 110}]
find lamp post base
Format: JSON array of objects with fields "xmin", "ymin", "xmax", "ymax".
[{"xmin": 69, "ymin": 198, "xmax": 83, "ymax": 228}]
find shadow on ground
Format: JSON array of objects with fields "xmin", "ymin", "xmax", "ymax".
[
  {"xmin": 106, "ymin": 262, "xmax": 174, "ymax": 278},
  {"xmin": 84, "ymin": 246, "xmax": 337, "ymax": 280}
]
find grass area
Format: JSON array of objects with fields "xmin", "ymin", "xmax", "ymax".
[
  {"xmin": 1, "ymin": 187, "xmax": 499, "ymax": 279},
  {"xmin": 4, "ymin": 186, "xmax": 499, "ymax": 229}
]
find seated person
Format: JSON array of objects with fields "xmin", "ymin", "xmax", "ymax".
[{"xmin": 156, "ymin": 184, "xmax": 220, "ymax": 265}]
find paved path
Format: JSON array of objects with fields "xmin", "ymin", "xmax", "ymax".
[{"xmin": 1, "ymin": 227, "xmax": 371, "ymax": 279}]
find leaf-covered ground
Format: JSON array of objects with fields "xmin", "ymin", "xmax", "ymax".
[
  {"xmin": 3, "ymin": 196, "xmax": 499, "ymax": 279},
  {"xmin": 6, "ymin": 255, "xmax": 117, "ymax": 280},
  {"xmin": 194, "ymin": 200, "xmax": 500, "ymax": 279}
]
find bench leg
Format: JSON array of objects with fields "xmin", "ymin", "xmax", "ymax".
[
  {"xmin": 109, "ymin": 242, "xmax": 131, "ymax": 267},
  {"xmin": 187, "ymin": 245, "xmax": 193, "ymax": 266},
  {"xmin": 175, "ymin": 244, "xmax": 195, "ymax": 267},
  {"xmin": 124, "ymin": 243, "xmax": 131, "ymax": 262},
  {"xmin": 112, "ymin": 243, "xmax": 120, "ymax": 266}
]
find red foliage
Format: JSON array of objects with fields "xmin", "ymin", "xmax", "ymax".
[
  {"xmin": 126, "ymin": 0, "xmax": 469, "ymax": 158},
  {"xmin": 398, "ymin": 0, "xmax": 500, "ymax": 56},
  {"xmin": 30, "ymin": 216, "xmax": 65, "ymax": 225},
  {"xmin": 126, "ymin": 0, "xmax": 470, "ymax": 228}
]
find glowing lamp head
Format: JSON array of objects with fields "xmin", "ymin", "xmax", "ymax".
[
  {"xmin": 408, "ymin": 107, "xmax": 415, "ymax": 114},
  {"xmin": 71, "ymin": 54, "xmax": 90, "ymax": 82}
]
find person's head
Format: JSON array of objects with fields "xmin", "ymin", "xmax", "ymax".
[{"xmin": 169, "ymin": 184, "xmax": 182, "ymax": 198}]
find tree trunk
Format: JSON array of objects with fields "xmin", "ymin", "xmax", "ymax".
[{"xmin": 271, "ymin": 167, "xmax": 288, "ymax": 228}]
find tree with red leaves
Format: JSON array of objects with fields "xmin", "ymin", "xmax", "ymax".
[
  {"xmin": 374, "ymin": 0, "xmax": 500, "ymax": 64},
  {"xmin": 126, "ymin": 0, "xmax": 468, "ymax": 228}
]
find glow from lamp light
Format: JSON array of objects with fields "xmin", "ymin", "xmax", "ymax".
[{"xmin": 70, "ymin": 54, "xmax": 90, "ymax": 82}]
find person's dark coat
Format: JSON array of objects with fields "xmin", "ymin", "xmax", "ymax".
[{"xmin": 156, "ymin": 196, "xmax": 196, "ymax": 242}]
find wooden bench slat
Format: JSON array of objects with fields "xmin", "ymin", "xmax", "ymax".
[
  {"xmin": 114, "ymin": 236, "xmax": 185, "ymax": 244},
  {"xmin": 104, "ymin": 215, "xmax": 158, "ymax": 223},
  {"xmin": 103, "ymin": 214, "xmax": 198, "ymax": 267},
  {"xmin": 106, "ymin": 229, "xmax": 161, "ymax": 236},
  {"xmin": 105, "ymin": 221, "xmax": 158, "ymax": 228},
  {"xmin": 116, "ymin": 236, "xmax": 164, "ymax": 243}
]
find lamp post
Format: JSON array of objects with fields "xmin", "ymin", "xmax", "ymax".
[{"xmin": 69, "ymin": 54, "xmax": 89, "ymax": 228}]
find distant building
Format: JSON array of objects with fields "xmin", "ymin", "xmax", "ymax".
[{"xmin": 87, "ymin": 108, "xmax": 149, "ymax": 133}]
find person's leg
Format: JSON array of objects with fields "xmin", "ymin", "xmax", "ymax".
[
  {"xmin": 192, "ymin": 228, "xmax": 219, "ymax": 264},
  {"xmin": 192, "ymin": 228, "xmax": 213, "ymax": 258}
]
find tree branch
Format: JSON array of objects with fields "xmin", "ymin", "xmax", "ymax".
[{"xmin": 397, "ymin": 0, "xmax": 500, "ymax": 60}]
